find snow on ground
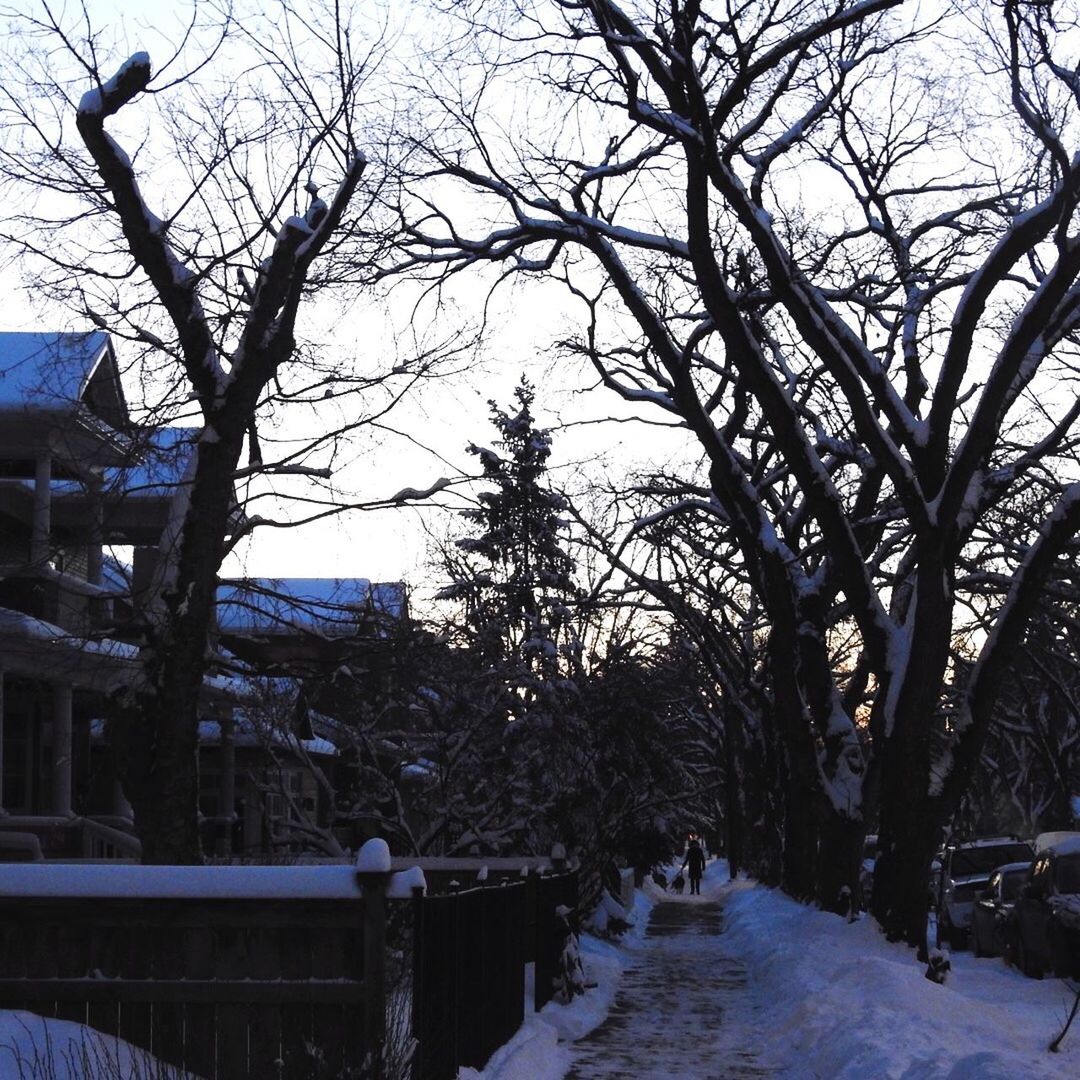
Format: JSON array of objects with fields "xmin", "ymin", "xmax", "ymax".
[
  {"xmin": 5, "ymin": 858, "xmax": 1078, "ymax": 1079},
  {"xmin": 458, "ymin": 887, "xmax": 656, "ymax": 1080},
  {"xmin": 722, "ymin": 873, "xmax": 1080, "ymax": 1078},
  {"xmin": 0, "ymin": 1011, "xmax": 189, "ymax": 1079},
  {"xmin": 464, "ymin": 858, "xmax": 1080, "ymax": 1079}
]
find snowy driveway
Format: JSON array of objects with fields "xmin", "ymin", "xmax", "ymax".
[{"xmin": 565, "ymin": 897, "xmax": 771, "ymax": 1079}]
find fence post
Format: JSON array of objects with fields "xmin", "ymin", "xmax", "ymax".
[
  {"xmin": 411, "ymin": 884, "xmax": 425, "ymax": 1079},
  {"xmin": 357, "ymin": 840, "xmax": 392, "ymax": 1079},
  {"xmin": 550, "ymin": 842, "xmax": 567, "ymax": 873}
]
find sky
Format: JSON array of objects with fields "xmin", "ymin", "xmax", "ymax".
[{"xmin": 0, "ymin": 0, "xmax": 699, "ymax": 599}]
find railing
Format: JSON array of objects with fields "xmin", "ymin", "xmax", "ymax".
[
  {"xmin": 0, "ymin": 831, "xmax": 43, "ymax": 862},
  {"xmin": 78, "ymin": 816, "xmax": 142, "ymax": 860},
  {"xmin": 0, "ymin": 816, "xmax": 140, "ymax": 861}
]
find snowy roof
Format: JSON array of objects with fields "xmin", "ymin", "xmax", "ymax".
[
  {"xmin": 0, "ymin": 604, "xmax": 138, "ymax": 660},
  {"xmin": 101, "ymin": 555, "xmax": 131, "ymax": 595},
  {"xmin": 0, "ymin": 331, "xmax": 114, "ymax": 411},
  {"xmin": 216, "ymin": 578, "xmax": 406, "ymax": 636},
  {"xmin": 197, "ymin": 717, "xmax": 337, "ymax": 757},
  {"xmin": 108, "ymin": 426, "xmax": 199, "ymax": 497}
]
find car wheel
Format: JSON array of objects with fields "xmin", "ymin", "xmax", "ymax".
[
  {"xmin": 1047, "ymin": 922, "xmax": 1071, "ymax": 978},
  {"xmin": 1003, "ymin": 935, "xmax": 1016, "ymax": 967},
  {"xmin": 943, "ymin": 913, "xmax": 964, "ymax": 950},
  {"xmin": 1017, "ymin": 934, "xmax": 1043, "ymax": 980}
]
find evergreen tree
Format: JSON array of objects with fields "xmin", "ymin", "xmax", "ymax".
[{"xmin": 439, "ymin": 377, "xmax": 580, "ymax": 693}]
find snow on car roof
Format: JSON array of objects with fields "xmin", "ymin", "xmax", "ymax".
[
  {"xmin": 951, "ymin": 837, "xmax": 1030, "ymax": 849},
  {"xmin": 1047, "ymin": 836, "xmax": 1080, "ymax": 858},
  {"xmin": 1035, "ymin": 831, "xmax": 1080, "ymax": 853}
]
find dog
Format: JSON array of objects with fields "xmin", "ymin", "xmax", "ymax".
[
  {"xmin": 672, "ymin": 873, "xmax": 685, "ymax": 895},
  {"xmin": 650, "ymin": 869, "xmax": 668, "ymax": 891}
]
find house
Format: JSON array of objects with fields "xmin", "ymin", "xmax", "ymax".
[
  {"xmin": 0, "ymin": 331, "xmax": 407, "ymax": 861},
  {"xmin": 203, "ymin": 577, "xmax": 409, "ymax": 856}
]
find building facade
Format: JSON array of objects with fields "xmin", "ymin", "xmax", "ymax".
[{"xmin": 0, "ymin": 331, "xmax": 405, "ymax": 861}]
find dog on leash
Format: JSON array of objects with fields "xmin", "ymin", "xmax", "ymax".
[{"xmin": 671, "ymin": 873, "xmax": 686, "ymax": 895}]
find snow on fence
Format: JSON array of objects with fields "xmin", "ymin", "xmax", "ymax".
[
  {"xmin": 411, "ymin": 869, "xmax": 579, "ymax": 1080},
  {"xmin": 0, "ymin": 862, "xmax": 395, "ymax": 1079},
  {"xmin": 0, "ymin": 859, "xmax": 582, "ymax": 1080}
]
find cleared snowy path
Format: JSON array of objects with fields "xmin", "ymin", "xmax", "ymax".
[{"xmin": 565, "ymin": 897, "xmax": 771, "ymax": 1079}]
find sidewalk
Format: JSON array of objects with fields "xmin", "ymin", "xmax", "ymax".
[{"xmin": 565, "ymin": 895, "xmax": 772, "ymax": 1079}]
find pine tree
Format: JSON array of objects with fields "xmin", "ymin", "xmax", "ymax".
[{"xmin": 440, "ymin": 377, "xmax": 579, "ymax": 691}]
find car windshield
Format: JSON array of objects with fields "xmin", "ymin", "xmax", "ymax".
[
  {"xmin": 1054, "ymin": 853, "xmax": 1080, "ymax": 894},
  {"xmin": 1001, "ymin": 868, "xmax": 1028, "ymax": 901},
  {"xmin": 950, "ymin": 844, "xmax": 1032, "ymax": 877}
]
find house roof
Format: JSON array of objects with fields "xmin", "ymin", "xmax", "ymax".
[
  {"xmin": 216, "ymin": 578, "xmax": 406, "ymax": 636},
  {"xmin": 108, "ymin": 426, "xmax": 200, "ymax": 497},
  {"xmin": 0, "ymin": 331, "xmax": 122, "ymax": 417}
]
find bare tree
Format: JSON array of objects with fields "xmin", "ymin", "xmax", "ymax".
[
  {"xmin": 385, "ymin": 0, "xmax": 1080, "ymax": 948},
  {"xmin": 0, "ymin": 1, "xmax": 459, "ymax": 861}
]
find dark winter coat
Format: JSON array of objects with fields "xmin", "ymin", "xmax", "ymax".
[{"xmin": 683, "ymin": 842, "xmax": 706, "ymax": 880}]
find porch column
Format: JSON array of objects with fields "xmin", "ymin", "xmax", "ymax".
[
  {"xmin": 51, "ymin": 682, "xmax": 73, "ymax": 817},
  {"xmin": 32, "ymin": 453, "xmax": 52, "ymax": 565},
  {"xmin": 86, "ymin": 486, "xmax": 110, "ymax": 622},
  {"xmin": 217, "ymin": 716, "xmax": 236, "ymax": 857}
]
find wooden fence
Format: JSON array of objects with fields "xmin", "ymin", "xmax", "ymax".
[
  {"xmin": 0, "ymin": 865, "xmax": 385, "ymax": 1079},
  {"xmin": 411, "ymin": 870, "xmax": 579, "ymax": 1080},
  {"xmin": 0, "ymin": 863, "xmax": 584, "ymax": 1080}
]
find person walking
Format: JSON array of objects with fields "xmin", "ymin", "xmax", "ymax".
[{"xmin": 682, "ymin": 837, "xmax": 706, "ymax": 896}]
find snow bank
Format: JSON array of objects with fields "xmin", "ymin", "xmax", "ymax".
[
  {"xmin": 0, "ymin": 1010, "xmax": 189, "ymax": 1079},
  {"xmin": 456, "ymin": 1018, "xmax": 570, "ymax": 1080},
  {"xmin": 722, "ymin": 880, "xmax": 1080, "ymax": 1078}
]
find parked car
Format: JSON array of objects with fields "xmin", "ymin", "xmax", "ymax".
[
  {"xmin": 971, "ymin": 860, "xmax": 1031, "ymax": 959},
  {"xmin": 1014, "ymin": 838, "xmax": 1080, "ymax": 979},
  {"xmin": 937, "ymin": 837, "xmax": 1035, "ymax": 948}
]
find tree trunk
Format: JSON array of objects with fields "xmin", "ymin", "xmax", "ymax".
[
  {"xmin": 721, "ymin": 701, "xmax": 745, "ymax": 879},
  {"xmin": 769, "ymin": 637, "xmax": 821, "ymax": 900},
  {"xmin": 117, "ymin": 429, "xmax": 246, "ymax": 864},
  {"xmin": 817, "ymin": 810, "xmax": 864, "ymax": 916}
]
